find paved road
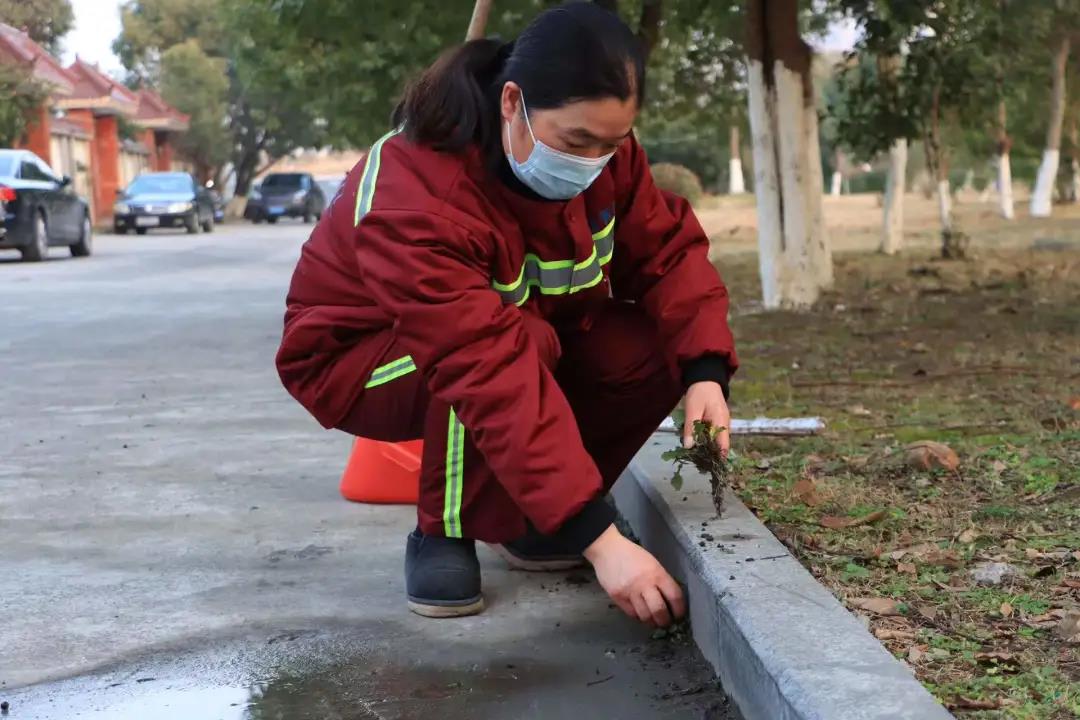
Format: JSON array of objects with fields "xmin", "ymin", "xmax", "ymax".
[{"xmin": 0, "ymin": 223, "xmax": 735, "ymax": 719}]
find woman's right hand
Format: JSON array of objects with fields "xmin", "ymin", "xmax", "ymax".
[{"xmin": 583, "ymin": 524, "xmax": 686, "ymax": 627}]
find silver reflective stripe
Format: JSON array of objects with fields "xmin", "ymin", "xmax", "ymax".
[{"xmin": 493, "ymin": 217, "xmax": 615, "ymax": 306}]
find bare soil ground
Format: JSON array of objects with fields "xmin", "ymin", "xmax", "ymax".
[{"xmin": 706, "ymin": 197, "xmax": 1080, "ymax": 718}]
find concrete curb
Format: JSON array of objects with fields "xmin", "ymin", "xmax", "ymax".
[{"xmin": 612, "ymin": 433, "xmax": 954, "ymax": 720}]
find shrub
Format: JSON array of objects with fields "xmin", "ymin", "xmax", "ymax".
[{"xmin": 650, "ymin": 162, "xmax": 704, "ymax": 204}]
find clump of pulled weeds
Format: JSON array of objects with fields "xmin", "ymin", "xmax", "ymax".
[{"xmin": 662, "ymin": 418, "xmax": 728, "ymax": 515}]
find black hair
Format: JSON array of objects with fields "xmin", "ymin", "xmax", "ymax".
[{"xmin": 392, "ymin": 2, "xmax": 646, "ymax": 154}]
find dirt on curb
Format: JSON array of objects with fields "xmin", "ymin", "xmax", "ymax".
[{"xmin": 710, "ymin": 229, "xmax": 1079, "ymax": 718}]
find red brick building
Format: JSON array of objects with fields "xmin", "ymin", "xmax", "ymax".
[{"xmin": 0, "ymin": 23, "xmax": 190, "ymax": 224}]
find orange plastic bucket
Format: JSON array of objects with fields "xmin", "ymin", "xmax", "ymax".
[{"xmin": 339, "ymin": 437, "xmax": 422, "ymax": 504}]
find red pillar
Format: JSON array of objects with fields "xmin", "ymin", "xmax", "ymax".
[
  {"xmin": 22, "ymin": 105, "xmax": 53, "ymax": 164},
  {"xmin": 141, "ymin": 129, "xmax": 158, "ymax": 169},
  {"xmin": 91, "ymin": 114, "xmax": 120, "ymax": 224},
  {"xmin": 155, "ymin": 131, "xmax": 174, "ymax": 171}
]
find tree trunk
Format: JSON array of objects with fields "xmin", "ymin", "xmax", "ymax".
[
  {"xmin": 1069, "ymin": 119, "xmax": 1080, "ymax": 203},
  {"xmin": 637, "ymin": 0, "xmax": 663, "ymax": 61},
  {"xmin": 746, "ymin": 0, "xmax": 832, "ymax": 310},
  {"xmin": 829, "ymin": 148, "xmax": 843, "ymax": 197},
  {"xmin": 924, "ymin": 84, "xmax": 963, "ymax": 258},
  {"xmin": 728, "ymin": 124, "xmax": 746, "ymax": 194},
  {"xmin": 881, "ymin": 138, "xmax": 906, "ymax": 255},
  {"xmin": 995, "ymin": 98, "xmax": 1015, "ymax": 219},
  {"xmin": 465, "ymin": 0, "xmax": 494, "ymax": 41},
  {"xmin": 1030, "ymin": 33, "xmax": 1071, "ymax": 217}
]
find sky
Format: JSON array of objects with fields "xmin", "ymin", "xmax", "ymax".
[
  {"xmin": 60, "ymin": 0, "xmax": 859, "ymax": 80},
  {"xmin": 62, "ymin": 0, "xmax": 125, "ymax": 77}
]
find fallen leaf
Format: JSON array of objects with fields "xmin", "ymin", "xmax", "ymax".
[
  {"xmin": 991, "ymin": 459, "xmax": 1007, "ymax": 474},
  {"xmin": 1000, "ymin": 602, "xmax": 1014, "ymax": 618},
  {"xmin": 957, "ymin": 528, "xmax": 978, "ymax": 544},
  {"xmin": 1069, "ymin": 396, "xmax": 1080, "ymax": 411},
  {"xmin": 1061, "ymin": 578, "xmax": 1080, "ymax": 589},
  {"xmin": 1025, "ymin": 547, "xmax": 1044, "ymax": 560},
  {"xmin": 905, "ymin": 441, "xmax": 960, "ymax": 472},
  {"xmin": 820, "ymin": 510, "xmax": 887, "ymax": 530},
  {"xmin": 874, "ymin": 628, "xmax": 916, "ymax": 641},
  {"xmin": 916, "ymin": 604, "xmax": 938, "ymax": 621},
  {"xmin": 1057, "ymin": 610, "xmax": 1080, "ymax": 643},
  {"xmin": 975, "ymin": 651, "xmax": 1018, "ymax": 667},
  {"xmin": 849, "ymin": 597, "xmax": 902, "ymax": 616},
  {"xmin": 897, "ymin": 562, "xmax": 917, "ymax": 575},
  {"xmin": 907, "ymin": 644, "xmax": 928, "ymax": 663},
  {"xmin": 791, "ymin": 478, "xmax": 823, "ymax": 507},
  {"xmin": 924, "ymin": 549, "xmax": 964, "ymax": 569},
  {"xmin": 846, "ymin": 404, "xmax": 872, "ymax": 417}
]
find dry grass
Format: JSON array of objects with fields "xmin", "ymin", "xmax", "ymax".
[{"xmin": 706, "ymin": 200, "xmax": 1080, "ymax": 718}]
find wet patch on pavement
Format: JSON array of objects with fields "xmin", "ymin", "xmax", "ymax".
[{"xmin": 4, "ymin": 621, "xmax": 736, "ymax": 720}]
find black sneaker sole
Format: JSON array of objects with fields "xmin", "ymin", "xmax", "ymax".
[
  {"xmin": 407, "ymin": 595, "xmax": 485, "ymax": 618},
  {"xmin": 490, "ymin": 543, "xmax": 587, "ymax": 572}
]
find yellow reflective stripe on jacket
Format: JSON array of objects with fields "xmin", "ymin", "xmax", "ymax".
[
  {"xmin": 493, "ymin": 218, "xmax": 616, "ymax": 306},
  {"xmin": 353, "ymin": 128, "xmax": 402, "ymax": 226},
  {"xmin": 364, "ymin": 355, "xmax": 416, "ymax": 389}
]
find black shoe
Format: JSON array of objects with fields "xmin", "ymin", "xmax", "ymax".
[
  {"xmin": 405, "ymin": 529, "xmax": 484, "ymax": 618},
  {"xmin": 493, "ymin": 523, "xmax": 587, "ymax": 572}
]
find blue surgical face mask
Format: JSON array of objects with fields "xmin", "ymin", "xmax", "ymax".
[{"xmin": 506, "ymin": 95, "xmax": 615, "ymax": 200}]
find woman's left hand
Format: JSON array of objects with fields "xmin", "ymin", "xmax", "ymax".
[{"xmin": 682, "ymin": 381, "xmax": 730, "ymax": 457}]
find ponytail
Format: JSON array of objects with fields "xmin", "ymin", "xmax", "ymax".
[
  {"xmin": 392, "ymin": 39, "xmax": 512, "ymax": 153},
  {"xmin": 393, "ymin": 4, "xmax": 644, "ymax": 156}
]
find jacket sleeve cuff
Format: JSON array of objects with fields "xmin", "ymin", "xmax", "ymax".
[
  {"xmin": 682, "ymin": 354, "xmax": 731, "ymax": 399},
  {"xmin": 558, "ymin": 498, "xmax": 617, "ymax": 554}
]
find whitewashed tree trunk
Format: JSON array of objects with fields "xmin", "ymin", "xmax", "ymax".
[
  {"xmin": 1031, "ymin": 34, "xmax": 1071, "ymax": 217},
  {"xmin": 747, "ymin": 0, "xmax": 831, "ymax": 309},
  {"xmin": 997, "ymin": 152, "xmax": 1015, "ymax": 219},
  {"xmin": 961, "ymin": 168, "xmax": 975, "ymax": 193},
  {"xmin": 830, "ymin": 170, "xmax": 842, "ymax": 196},
  {"xmin": 747, "ymin": 62, "xmax": 832, "ymax": 309},
  {"xmin": 937, "ymin": 180, "xmax": 953, "ymax": 232},
  {"xmin": 729, "ymin": 125, "xmax": 746, "ymax": 194},
  {"xmin": 881, "ymin": 138, "xmax": 906, "ymax": 255},
  {"xmin": 1032, "ymin": 149, "xmax": 1061, "ymax": 216},
  {"xmin": 1072, "ymin": 157, "xmax": 1080, "ymax": 203}
]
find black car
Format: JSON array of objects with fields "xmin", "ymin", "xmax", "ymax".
[
  {"xmin": 244, "ymin": 173, "xmax": 325, "ymax": 224},
  {"xmin": 113, "ymin": 172, "xmax": 215, "ymax": 235},
  {"xmin": 0, "ymin": 149, "xmax": 92, "ymax": 262}
]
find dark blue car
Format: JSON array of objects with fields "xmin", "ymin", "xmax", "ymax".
[
  {"xmin": 244, "ymin": 172, "xmax": 325, "ymax": 224},
  {"xmin": 0, "ymin": 149, "xmax": 92, "ymax": 262}
]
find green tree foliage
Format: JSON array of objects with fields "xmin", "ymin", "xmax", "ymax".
[
  {"xmin": 0, "ymin": 0, "xmax": 74, "ymax": 55},
  {"xmin": 635, "ymin": 0, "xmax": 747, "ymax": 189},
  {"xmin": 113, "ymin": 0, "xmax": 225, "ymax": 84},
  {"xmin": 0, "ymin": 66, "xmax": 47, "ymax": 147},
  {"xmin": 114, "ymin": 0, "xmax": 323, "ymax": 195},
  {"xmin": 831, "ymin": 0, "xmax": 993, "ymax": 160},
  {"xmin": 160, "ymin": 39, "xmax": 229, "ymax": 181}
]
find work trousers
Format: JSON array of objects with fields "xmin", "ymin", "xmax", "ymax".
[{"xmin": 337, "ymin": 301, "xmax": 682, "ymax": 543}]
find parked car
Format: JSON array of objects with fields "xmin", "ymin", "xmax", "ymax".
[
  {"xmin": 113, "ymin": 172, "xmax": 215, "ymax": 235},
  {"xmin": 244, "ymin": 172, "xmax": 325, "ymax": 224},
  {"xmin": 0, "ymin": 149, "xmax": 92, "ymax": 262},
  {"xmin": 316, "ymin": 176, "xmax": 344, "ymax": 206}
]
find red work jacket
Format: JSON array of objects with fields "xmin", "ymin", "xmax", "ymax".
[{"xmin": 276, "ymin": 130, "xmax": 737, "ymax": 534}]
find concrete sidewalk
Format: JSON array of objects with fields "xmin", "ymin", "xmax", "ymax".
[{"xmin": 0, "ymin": 226, "xmax": 734, "ymax": 719}]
